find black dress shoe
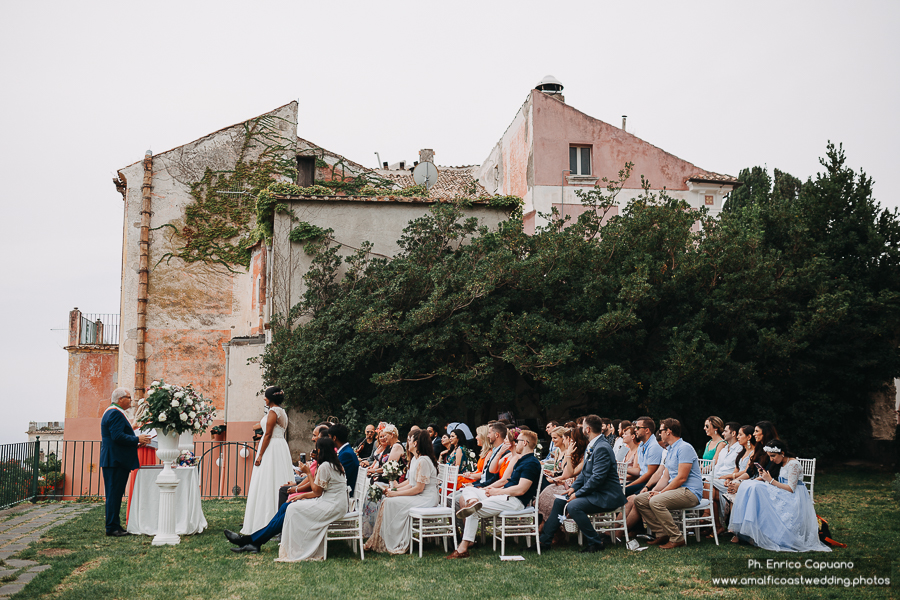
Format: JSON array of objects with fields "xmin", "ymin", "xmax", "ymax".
[
  {"xmin": 580, "ymin": 542, "xmax": 604, "ymax": 553},
  {"xmin": 224, "ymin": 529, "xmax": 249, "ymax": 546},
  {"xmin": 106, "ymin": 529, "xmax": 130, "ymax": 537},
  {"xmin": 231, "ymin": 543, "xmax": 260, "ymax": 554}
]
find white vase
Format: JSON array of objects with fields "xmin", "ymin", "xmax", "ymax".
[
  {"xmin": 178, "ymin": 431, "xmax": 194, "ymax": 453},
  {"xmin": 153, "ymin": 431, "xmax": 181, "ymax": 546}
]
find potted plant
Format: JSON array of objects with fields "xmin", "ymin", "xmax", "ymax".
[
  {"xmin": 44, "ymin": 471, "xmax": 65, "ymax": 494},
  {"xmin": 210, "ymin": 424, "xmax": 227, "ymax": 441}
]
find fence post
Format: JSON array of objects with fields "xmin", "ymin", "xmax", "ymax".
[{"xmin": 30, "ymin": 436, "xmax": 40, "ymax": 503}]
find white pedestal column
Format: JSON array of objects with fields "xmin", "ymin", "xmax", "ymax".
[{"xmin": 152, "ymin": 431, "xmax": 181, "ymax": 546}]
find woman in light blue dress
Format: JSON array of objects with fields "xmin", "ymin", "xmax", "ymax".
[{"xmin": 729, "ymin": 439, "xmax": 829, "ymax": 552}]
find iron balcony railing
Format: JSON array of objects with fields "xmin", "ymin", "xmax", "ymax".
[
  {"xmin": 79, "ymin": 313, "xmax": 119, "ymax": 345},
  {"xmin": 0, "ymin": 439, "xmax": 263, "ymax": 505}
]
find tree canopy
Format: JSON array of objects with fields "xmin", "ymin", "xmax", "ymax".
[{"xmin": 261, "ymin": 144, "xmax": 900, "ymax": 457}]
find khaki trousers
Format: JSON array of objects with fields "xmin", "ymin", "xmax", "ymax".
[{"xmin": 633, "ymin": 488, "xmax": 698, "ymax": 543}]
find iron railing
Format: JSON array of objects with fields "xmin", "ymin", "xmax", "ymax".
[
  {"xmin": 2, "ymin": 439, "xmax": 261, "ymax": 502},
  {"xmin": 79, "ymin": 313, "xmax": 119, "ymax": 345}
]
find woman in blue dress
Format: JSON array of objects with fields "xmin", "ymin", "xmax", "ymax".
[{"xmin": 729, "ymin": 439, "xmax": 829, "ymax": 552}]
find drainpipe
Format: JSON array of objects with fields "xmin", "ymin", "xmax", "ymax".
[
  {"xmin": 135, "ymin": 150, "xmax": 152, "ymax": 397},
  {"xmin": 561, "ymin": 169, "xmax": 571, "ymax": 229}
]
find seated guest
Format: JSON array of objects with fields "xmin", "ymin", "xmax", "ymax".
[
  {"xmin": 458, "ymin": 425, "xmax": 490, "ymax": 488},
  {"xmin": 469, "ymin": 422, "xmax": 509, "ymax": 489},
  {"xmin": 729, "ymin": 439, "xmax": 829, "ymax": 552},
  {"xmin": 360, "ymin": 424, "xmax": 387, "ymax": 469},
  {"xmin": 445, "ymin": 421, "xmax": 474, "ymax": 449},
  {"xmin": 447, "ymin": 430, "xmax": 543, "ymax": 559},
  {"xmin": 496, "ymin": 429, "xmax": 523, "ymax": 480},
  {"xmin": 538, "ymin": 428, "xmax": 586, "ymax": 526},
  {"xmin": 725, "ymin": 425, "xmax": 763, "ymax": 496},
  {"xmin": 702, "ymin": 416, "xmax": 727, "ymax": 468},
  {"xmin": 542, "ymin": 426, "xmax": 569, "ymax": 474},
  {"xmin": 443, "ymin": 429, "xmax": 470, "ymax": 472},
  {"xmin": 276, "ymin": 437, "xmax": 349, "ymax": 561},
  {"xmin": 354, "ymin": 424, "xmax": 377, "ymax": 460},
  {"xmin": 624, "ymin": 417, "xmax": 662, "ymax": 497},
  {"xmin": 542, "ymin": 421, "xmax": 560, "ymax": 462},
  {"xmin": 438, "ymin": 433, "xmax": 452, "ymax": 463},
  {"xmin": 280, "ymin": 424, "xmax": 329, "ymax": 504},
  {"xmin": 369, "ymin": 424, "xmax": 406, "ymax": 483},
  {"xmin": 633, "ymin": 418, "xmax": 703, "ymax": 549},
  {"xmin": 537, "ymin": 415, "xmax": 625, "ymax": 553},
  {"xmin": 227, "ymin": 437, "xmax": 347, "ymax": 556},
  {"xmin": 601, "ymin": 418, "xmax": 616, "ymax": 447},
  {"xmin": 427, "ymin": 424, "xmax": 444, "ymax": 457},
  {"xmin": 620, "ymin": 424, "xmax": 640, "ymax": 482},
  {"xmin": 330, "ymin": 424, "xmax": 360, "ymax": 492},
  {"xmin": 612, "ymin": 420, "xmax": 628, "ymax": 461},
  {"xmin": 707, "ymin": 421, "xmax": 741, "ymax": 534},
  {"xmin": 365, "ymin": 429, "xmax": 440, "ymax": 554}
]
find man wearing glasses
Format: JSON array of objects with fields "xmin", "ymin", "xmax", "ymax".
[
  {"xmin": 633, "ymin": 418, "xmax": 703, "ymax": 549},
  {"xmin": 624, "ymin": 417, "xmax": 662, "ymax": 497}
]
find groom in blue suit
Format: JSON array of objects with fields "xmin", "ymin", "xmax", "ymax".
[
  {"xmin": 538, "ymin": 414, "xmax": 626, "ymax": 552},
  {"xmin": 100, "ymin": 388, "xmax": 150, "ymax": 536}
]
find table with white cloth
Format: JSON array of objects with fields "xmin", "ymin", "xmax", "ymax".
[{"xmin": 126, "ymin": 466, "xmax": 208, "ymax": 536}]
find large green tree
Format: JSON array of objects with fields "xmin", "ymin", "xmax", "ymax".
[{"xmin": 261, "ymin": 145, "xmax": 900, "ymax": 457}]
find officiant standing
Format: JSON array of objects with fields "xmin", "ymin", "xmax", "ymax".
[{"xmin": 101, "ymin": 388, "xmax": 150, "ymax": 537}]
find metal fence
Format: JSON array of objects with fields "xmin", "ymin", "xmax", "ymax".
[
  {"xmin": 79, "ymin": 313, "xmax": 119, "ymax": 345},
  {"xmin": 0, "ymin": 440, "xmax": 261, "ymax": 505},
  {"xmin": 0, "ymin": 441, "xmax": 40, "ymax": 509}
]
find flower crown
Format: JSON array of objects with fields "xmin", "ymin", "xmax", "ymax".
[{"xmin": 763, "ymin": 445, "xmax": 782, "ymax": 454}]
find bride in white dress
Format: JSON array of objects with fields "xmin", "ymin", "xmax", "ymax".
[
  {"xmin": 365, "ymin": 429, "xmax": 439, "ymax": 554},
  {"xmin": 240, "ymin": 387, "xmax": 295, "ymax": 535},
  {"xmin": 276, "ymin": 437, "xmax": 348, "ymax": 561}
]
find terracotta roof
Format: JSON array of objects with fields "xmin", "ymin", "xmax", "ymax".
[
  {"xmin": 688, "ymin": 172, "xmax": 742, "ymax": 185},
  {"xmin": 374, "ymin": 165, "xmax": 489, "ymax": 199}
]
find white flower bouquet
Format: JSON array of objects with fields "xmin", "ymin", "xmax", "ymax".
[
  {"xmin": 382, "ymin": 460, "xmax": 403, "ymax": 484},
  {"xmin": 136, "ymin": 380, "xmax": 216, "ymax": 436},
  {"xmin": 535, "ymin": 442, "xmax": 543, "ymax": 456},
  {"xmin": 367, "ymin": 484, "xmax": 384, "ymax": 503},
  {"xmin": 466, "ymin": 448, "xmax": 477, "ymax": 465}
]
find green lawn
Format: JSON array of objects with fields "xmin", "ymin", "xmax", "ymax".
[{"xmin": 7, "ymin": 465, "xmax": 898, "ymax": 599}]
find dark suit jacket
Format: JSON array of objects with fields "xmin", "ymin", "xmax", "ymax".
[
  {"xmin": 570, "ymin": 436, "xmax": 626, "ymax": 510},
  {"xmin": 338, "ymin": 443, "xmax": 360, "ymax": 494},
  {"xmin": 100, "ymin": 408, "xmax": 140, "ymax": 470}
]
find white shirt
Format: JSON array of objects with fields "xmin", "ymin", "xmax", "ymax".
[{"xmin": 713, "ymin": 441, "xmax": 741, "ymax": 479}]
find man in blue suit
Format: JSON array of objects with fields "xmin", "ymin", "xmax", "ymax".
[
  {"xmin": 225, "ymin": 423, "xmax": 360, "ymax": 553},
  {"xmin": 537, "ymin": 414, "xmax": 626, "ymax": 553},
  {"xmin": 100, "ymin": 388, "xmax": 150, "ymax": 536}
]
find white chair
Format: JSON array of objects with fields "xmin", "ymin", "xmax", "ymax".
[
  {"xmin": 698, "ymin": 458, "xmax": 714, "ymax": 479},
  {"xmin": 574, "ymin": 462, "xmax": 630, "ymax": 546},
  {"xmin": 616, "ymin": 460, "xmax": 628, "ymax": 490},
  {"xmin": 409, "ymin": 463, "xmax": 459, "ymax": 557},
  {"xmin": 324, "ymin": 467, "xmax": 369, "ymax": 560},
  {"xmin": 798, "ymin": 457, "xmax": 816, "ymax": 501},
  {"xmin": 491, "ymin": 470, "xmax": 543, "ymax": 556},
  {"xmin": 669, "ymin": 477, "xmax": 718, "ymax": 545}
]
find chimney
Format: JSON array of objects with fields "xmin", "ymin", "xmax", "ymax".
[
  {"xmin": 622, "ymin": 115, "xmax": 627, "ymax": 131},
  {"xmin": 419, "ymin": 149, "xmax": 435, "ymax": 163},
  {"xmin": 535, "ymin": 75, "xmax": 565, "ymax": 103}
]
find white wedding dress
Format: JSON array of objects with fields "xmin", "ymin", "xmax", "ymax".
[{"xmin": 240, "ymin": 406, "xmax": 294, "ymax": 535}]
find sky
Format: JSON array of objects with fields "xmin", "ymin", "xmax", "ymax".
[{"xmin": 0, "ymin": 1, "xmax": 897, "ymax": 444}]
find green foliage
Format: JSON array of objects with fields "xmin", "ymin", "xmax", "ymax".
[
  {"xmin": 289, "ymin": 222, "xmax": 328, "ymax": 244},
  {"xmin": 38, "ymin": 453, "xmax": 61, "ymax": 475},
  {"xmin": 261, "ymin": 145, "xmax": 900, "ymax": 458},
  {"xmin": 166, "ymin": 115, "xmax": 298, "ymax": 270},
  {"xmin": 893, "ymin": 473, "xmax": 900, "ymax": 503}
]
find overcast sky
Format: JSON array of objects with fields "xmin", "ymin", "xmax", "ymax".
[{"xmin": 0, "ymin": 1, "xmax": 897, "ymax": 444}]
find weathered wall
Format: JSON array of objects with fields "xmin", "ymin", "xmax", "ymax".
[
  {"xmin": 117, "ymin": 102, "xmax": 298, "ymax": 432},
  {"xmin": 64, "ymin": 347, "xmax": 118, "ymax": 420},
  {"xmin": 475, "ymin": 95, "xmax": 534, "ymax": 216},
  {"xmin": 271, "ymin": 199, "xmax": 509, "ymax": 316}
]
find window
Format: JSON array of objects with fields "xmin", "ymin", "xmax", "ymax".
[
  {"xmin": 569, "ymin": 146, "xmax": 591, "ymax": 176},
  {"xmin": 297, "ymin": 156, "xmax": 316, "ymax": 187}
]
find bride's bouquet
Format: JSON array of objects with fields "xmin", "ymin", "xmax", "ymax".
[{"xmin": 382, "ymin": 460, "xmax": 403, "ymax": 488}]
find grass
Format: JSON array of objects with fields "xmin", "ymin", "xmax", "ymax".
[{"xmin": 7, "ymin": 465, "xmax": 898, "ymax": 599}]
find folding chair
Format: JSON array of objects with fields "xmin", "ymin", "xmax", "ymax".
[
  {"xmin": 324, "ymin": 467, "xmax": 369, "ymax": 560},
  {"xmin": 798, "ymin": 457, "xmax": 816, "ymax": 501},
  {"xmin": 491, "ymin": 471, "xmax": 544, "ymax": 556},
  {"xmin": 670, "ymin": 478, "xmax": 718, "ymax": 545},
  {"xmin": 409, "ymin": 463, "xmax": 459, "ymax": 557}
]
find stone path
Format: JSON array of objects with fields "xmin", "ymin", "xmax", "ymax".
[{"xmin": 0, "ymin": 503, "xmax": 95, "ymax": 598}]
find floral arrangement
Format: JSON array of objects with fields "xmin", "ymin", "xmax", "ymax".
[
  {"xmin": 367, "ymin": 484, "xmax": 384, "ymax": 503},
  {"xmin": 535, "ymin": 442, "xmax": 543, "ymax": 457},
  {"xmin": 382, "ymin": 460, "xmax": 403, "ymax": 482},
  {"xmin": 136, "ymin": 380, "xmax": 216, "ymax": 436},
  {"xmin": 466, "ymin": 448, "xmax": 477, "ymax": 465},
  {"xmin": 176, "ymin": 450, "xmax": 199, "ymax": 467}
]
